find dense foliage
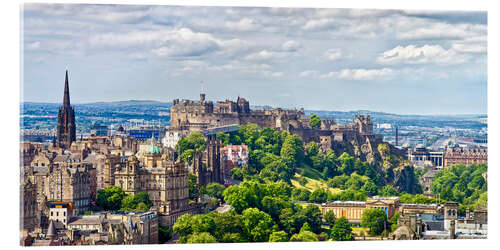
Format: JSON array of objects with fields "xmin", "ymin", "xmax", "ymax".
[
  {"xmin": 173, "ymin": 124, "xmax": 487, "ymax": 242},
  {"xmin": 121, "ymin": 192, "xmax": 154, "ymax": 211},
  {"xmin": 96, "ymin": 186, "xmax": 127, "ymax": 210},
  {"xmin": 330, "ymin": 217, "xmax": 353, "ymax": 241},
  {"xmin": 309, "ymin": 114, "xmax": 321, "ymax": 128},
  {"xmin": 361, "ymin": 208, "xmax": 387, "ymax": 235},
  {"xmin": 431, "ymin": 164, "xmax": 487, "ymax": 207},
  {"xmin": 158, "ymin": 225, "xmax": 173, "ymax": 243},
  {"xmin": 176, "ymin": 132, "xmax": 207, "ymax": 162}
]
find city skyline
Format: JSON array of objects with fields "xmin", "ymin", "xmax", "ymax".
[{"xmin": 22, "ymin": 4, "xmax": 487, "ymax": 115}]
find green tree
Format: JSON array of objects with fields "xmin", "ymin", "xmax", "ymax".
[
  {"xmin": 158, "ymin": 225, "xmax": 172, "ymax": 243},
  {"xmin": 176, "ymin": 132, "xmax": 207, "ymax": 155},
  {"xmin": 292, "ymin": 188, "xmax": 311, "ymax": 201},
  {"xmin": 362, "ymin": 180, "xmax": 379, "ymax": 196},
  {"xmin": 310, "ymin": 188, "xmax": 328, "ymax": 203},
  {"xmin": 328, "ymin": 174, "xmax": 349, "ymax": 189},
  {"xmin": 337, "ymin": 152, "xmax": 354, "ymax": 175},
  {"xmin": 191, "ymin": 214, "xmax": 216, "ymax": 235},
  {"xmin": 241, "ymin": 208, "xmax": 275, "ymax": 242},
  {"xmin": 330, "ymin": 217, "xmax": 353, "ymax": 241},
  {"xmin": 216, "ymin": 132, "xmax": 230, "ymax": 146},
  {"xmin": 205, "ymin": 182, "xmax": 226, "ymax": 200},
  {"xmin": 173, "ymin": 214, "xmax": 193, "ymax": 236},
  {"xmin": 121, "ymin": 192, "xmax": 153, "ymax": 211},
  {"xmin": 186, "ymin": 232, "xmax": 217, "ymax": 243},
  {"xmin": 309, "ymin": 114, "xmax": 321, "ymax": 128},
  {"xmin": 361, "ymin": 208, "xmax": 387, "ymax": 236},
  {"xmin": 188, "ymin": 173, "xmax": 200, "ymax": 200},
  {"xmin": 96, "ymin": 186, "xmax": 126, "ymax": 210},
  {"xmin": 324, "ymin": 210, "xmax": 336, "ymax": 228},
  {"xmin": 269, "ymin": 231, "xmax": 289, "ymax": 242},
  {"xmin": 135, "ymin": 202, "xmax": 149, "ymax": 211},
  {"xmin": 261, "ymin": 196, "xmax": 290, "ymax": 220},
  {"xmin": 390, "ymin": 212, "xmax": 400, "ymax": 232},
  {"xmin": 280, "ymin": 134, "xmax": 305, "ymax": 170},
  {"xmin": 307, "ymin": 142, "xmax": 319, "ymax": 157},
  {"xmin": 380, "ymin": 185, "xmax": 398, "ymax": 196},
  {"xmin": 223, "ymin": 182, "xmax": 260, "ymax": 213},
  {"xmin": 210, "ymin": 212, "xmax": 245, "ymax": 242},
  {"xmin": 290, "ymin": 230, "xmax": 318, "ymax": 242},
  {"xmin": 220, "ymin": 233, "xmax": 244, "ymax": 243}
]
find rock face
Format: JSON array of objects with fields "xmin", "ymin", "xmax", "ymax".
[
  {"xmin": 334, "ymin": 137, "xmax": 421, "ymax": 194},
  {"xmin": 391, "ymin": 165, "xmax": 421, "ymax": 194}
]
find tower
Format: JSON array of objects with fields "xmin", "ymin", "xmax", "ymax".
[
  {"xmin": 395, "ymin": 125, "xmax": 399, "ymax": 147},
  {"xmin": 56, "ymin": 70, "xmax": 76, "ymax": 149}
]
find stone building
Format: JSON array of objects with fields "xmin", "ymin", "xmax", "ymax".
[
  {"xmin": 321, "ymin": 196, "xmax": 445, "ymax": 224},
  {"xmin": 56, "ymin": 71, "xmax": 76, "ymax": 149},
  {"xmin": 366, "ymin": 196, "xmax": 400, "ymax": 219},
  {"xmin": 169, "ymin": 94, "xmax": 386, "ymax": 165},
  {"xmin": 192, "ymin": 137, "xmax": 224, "ymax": 186},
  {"xmin": 392, "ymin": 213, "xmax": 423, "ymax": 240},
  {"xmin": 443, "ymin": 145, "xmax": 487, "ymax": 167},
  {"xmin": 21, "ymin": 179, "xmax": 38, "ymax": 232},
  {"xmin": 321, "ymin": 201, "xmax": 366, "ymax": 223},
  {"xmin": 407, "ymin": 145, "xmax": 443, "ymax": 168},
  {"xmin": 27, "ymin": 151, "xmax": 94, "ymax": 217},
  {"xmin": 113, "ymin": 144, "xmax": 190, "ymax": 221},
  {"xmin": 221, "ymin": 144, "xmax": 249, "ymax": 175}
]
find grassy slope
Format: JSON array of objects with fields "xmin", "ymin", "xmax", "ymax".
[{"xmin": 292, "ymin": 164, "xmax": 342, "ymax": 194}]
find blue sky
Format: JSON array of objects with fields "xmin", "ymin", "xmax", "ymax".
[{"xmin": 21, "ymin": 4, "xmax": 487, "ymax": 115}]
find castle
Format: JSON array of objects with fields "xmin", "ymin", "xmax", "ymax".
[{"xmin": 169, "ymin": 93, "xmax": 383, "ymax": 162}]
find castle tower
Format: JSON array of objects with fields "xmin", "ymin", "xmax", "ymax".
[{"xmin": 56, "ymin": 70, "xmax": 76, "ymax": 149}]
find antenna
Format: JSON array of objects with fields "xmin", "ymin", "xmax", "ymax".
[{"xmin": 200, "ymin": 80, "xmax": 205, "ymax": 94}]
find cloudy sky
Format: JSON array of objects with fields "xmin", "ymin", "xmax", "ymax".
[{"xmin": 21, "ymin": 4, "xmax": 487, "ymax": 115}]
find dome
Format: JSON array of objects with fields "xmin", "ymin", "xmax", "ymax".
[{"xmin": 146, "ymin": 145, "xmax": 161, "ymax": 154}]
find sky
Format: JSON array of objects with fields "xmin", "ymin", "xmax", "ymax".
[{"xmin": 21, "ymin": 4, "xmax": 487, "ymax": 115}]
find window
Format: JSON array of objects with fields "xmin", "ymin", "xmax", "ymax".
[
  {"xmin": 51, "ymin": 211, "xmax": 53, "ymax": 216},
  {"xmin": 63, "ymin": 211, "xmax": 66, "ymax": 216},
  {"xmin": 57, "ymin": 212, "xmax": 59, "ymax": 216}
]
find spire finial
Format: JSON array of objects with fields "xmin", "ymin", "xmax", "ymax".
[{"xmin": 63, "ymin": 70, "xmax": 70, "ymax": 107}]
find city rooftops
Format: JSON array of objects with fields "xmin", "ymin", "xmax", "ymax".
[{"xmin": 68, "ymin": 216, "xmax": 103, "ymax": 226}]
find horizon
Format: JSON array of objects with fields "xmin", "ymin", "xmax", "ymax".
[
  {"xmin": 22, "ymin": 4, "xmax": 487, "ymax": 115},
  {"xmin": 20, "ymin": 99, "xmax": 487, "ymax": 117}
]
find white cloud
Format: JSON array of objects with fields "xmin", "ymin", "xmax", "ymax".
[
  {"xmin": 320, "ymin": 68, "xmax": 394, "ymax": 80},
  {"xmin": 377, "ymin": 45, "xmax": 467, "ymax": 65},
  {"xmin": 302, "ymin": 18, "xmax": 336, "ymax": 31},
  {"xmin": 225, "ymin": 18, "xmax": 260, "ymax": 32},
  {"xmin": 282, "ymin": 40, "xmax": 301, "ymax": 52},
  {"xmin": 245, "ymin": 50, "xmax": 282, "ymax": 61},
  {"xmin": 299, "ymin": 70, "xmax": 318, "ymax": 77},
  {"xmin": 26, "ymin": 41, "xmax": 40, "ymax": 50},
  {"xmin": 322, "ymin": 48, "xmax": 345, "ymax": 61}
]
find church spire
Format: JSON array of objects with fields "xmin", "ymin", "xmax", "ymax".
[{"xmin": 63, "ymin": 70, "xmax": 70, "ymax": 107}]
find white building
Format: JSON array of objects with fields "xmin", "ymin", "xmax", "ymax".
[{"xmin": 162, "ymin": 130, "xmax": 186, "ymax": 149}]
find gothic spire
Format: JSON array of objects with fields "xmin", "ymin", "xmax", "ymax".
[{"xmin": 63, "ymin": 70, "xmax": 70, "ymax": 107}]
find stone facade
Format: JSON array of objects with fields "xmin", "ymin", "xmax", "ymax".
[
  {"xmin": 321, "ymin": 196, "xmax": 443, "ymax": 224},
  {"xmin": 443, "ymin": 145, "xmax": 487, "ymax": 167},
  {"xmin": 113, "ymin": 148, "xmax": 189, "ymax": 217},
  {"xmin": 21, "ymin": 179, "xmax": 38, "ymax": 232},
  {"xmin": 27, "ymin": 151, "xmax": 94, "ymax": 216},
  {"xmin": 169, "ymin": 94, "xmax": 385, "ymax": 165},
  {"xmin": 191, "ymin": 137, "xmax": 225, "ymax": 186}
]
